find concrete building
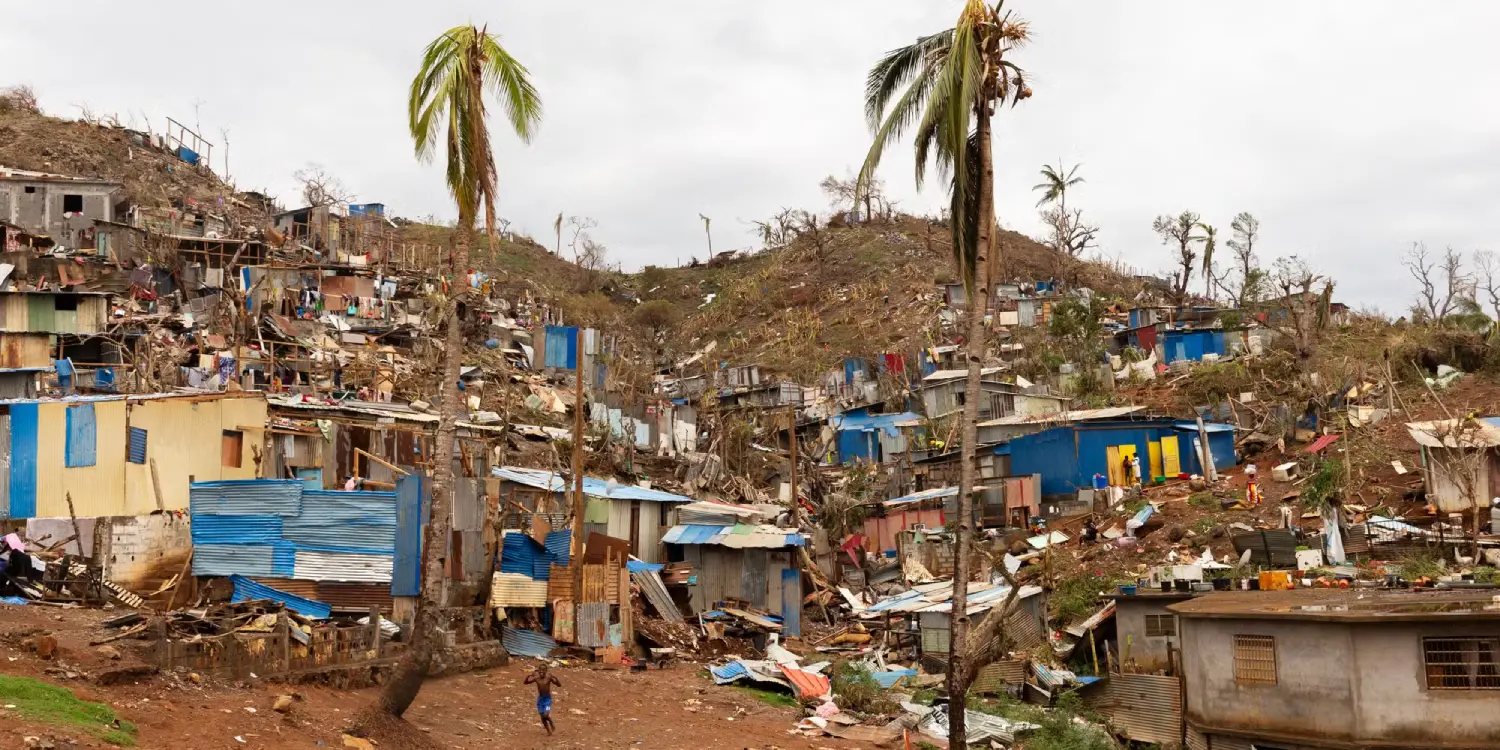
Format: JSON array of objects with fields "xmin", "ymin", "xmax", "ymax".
[
  {"xmin": 1108, "ymin": 590, "xmax": 1196, "ymax": 673},
  {"xmin": 1171, "ymin": 589, "xmax": 1500, "ymax": 750},
  {"xmin": 0, "ymin": 167, "xmax": 122, "ymax": 248}
]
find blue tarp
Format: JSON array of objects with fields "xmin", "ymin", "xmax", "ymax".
[{"xmin": 229, "ymin": 575, "xmax": 331, "ymax": 619}]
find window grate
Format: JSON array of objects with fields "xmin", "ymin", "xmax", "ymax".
[
  {"xmin": 1234, "ymin": 635, "xmax": 1277, "ymax": 685},
  {"xmin": 1144, "ymin": 614, "xmax": 1177, "ymax": 637},
  {"xmin": 1424, "ymin": 637, "xmax": 1500, "ymax": 690}
]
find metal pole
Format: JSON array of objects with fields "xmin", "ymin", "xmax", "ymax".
[
  {"xmin": 788, "ymin": 405, "xmax": 799, "ymax": 524},
  {"xmin": 571, "ymin": 327, "xmax": 586, "ymax": 563}
]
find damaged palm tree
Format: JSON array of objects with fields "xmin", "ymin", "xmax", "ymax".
[
  {"xmin": 364, "ymin": 23, "xmax": 541, "ymax": 723},
  {"xmin": 858, "ymin": 2, "xmax": 1030, "ymax": 746}
]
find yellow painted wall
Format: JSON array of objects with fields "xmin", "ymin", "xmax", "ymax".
[
  {"xmin": 36, "ymin": 400, "xmax": 129, "ymax": 517},
  {"xmin": 122, "ymin": 395, "xmax": 267, "ymax": 512}
]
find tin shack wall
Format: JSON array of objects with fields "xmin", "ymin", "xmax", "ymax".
[
  {"xmin": 36, "ymin": 399, "xmax": 128, "ymax": 517},
  {"xmin": 123, "ymin": 395, "xmax": 266, "ymax": 513}
]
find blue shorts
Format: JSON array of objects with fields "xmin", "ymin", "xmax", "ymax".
[{"xmin": 537, "ymin": 695, "xmax": 553, "ymax": 715}]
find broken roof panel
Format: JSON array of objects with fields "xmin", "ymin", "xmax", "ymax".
[
  {"xmin": 884, "ymin": 486, "xmax": 961, "ymax": 508},
  {"xmin": 662, "ymin": 523, "xmax": 804, "ymax": 548},
  {"xmin": 493, "ymin": 466, "xmax": 693, "ymax": 503},
  {"xmin": 922, "ymin": 367, "xmax": 1005, "ymax": 382},
  {"xmin": 977, "ymin": 405, "xmax": 1146, "ymax": 427},
  {"xmin": 1405, "ymin": 419, "xmax": 1500, "ymax": 448}
]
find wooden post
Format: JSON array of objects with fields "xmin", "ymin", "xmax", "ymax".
[
  {"xmin": 280, "ymin": 612, "xmax": 291, "ymax": 674},
  {"xmin": 166, "ymin": 548, "xmax": 194, "ymax": 611},
  {"xmin": 1196, "ymin": 414, "xmax": 1217, "ymax": 482},
  {"xmin": 1089, "ymin": 628, "xmax": 1099, "ymax": 677},
  {"xmin": 368, "ymin": 605, "xmax": 382, "ymax": 657},
  {"xmin": 570, "ymin": 327, "xmax": 586, "ymax": 563},
  {"xmin": 149, "ymin": 459, "xmax": 167, "ymax": 511}
]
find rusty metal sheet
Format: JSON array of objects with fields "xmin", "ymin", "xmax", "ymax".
[
  {"xmin": 1100, "ymin": 673, "xmax": 1182, "ymax": 746},
  {"xmin": 552, "ymin": 599, "xmax": 575, "ymax": 643},
  {"xmin": 971, "ymin": 658, "xmax": 1026, "ymax": 694},
  {"xmin": 252, "ymin": 577, "xmax": 319, "ymax": 599},
  {"xmin": 576, "ymin": 602, "xmax": 610, "ymax": 648},
  {"xmin": 777, "ymin": 664, "xmax": 831, "ymax": 700},
  {"xmin": 631, "ymin": 568, "xmax": 683, "ymax": 622},
  {"xmin": 1185, "ymin": 725, "xmax": 1210, "ymax": 750},
  {"xmin": 1006, "ymin": 608, "xmax": 1044, "ymax": 650},
  {"xmin": 317, "ymin": 582, "xmax": 393, "ymax": 613},
  {"xmin": 823, "ymin": 724, "xmax": 900, "ymax": 744}
]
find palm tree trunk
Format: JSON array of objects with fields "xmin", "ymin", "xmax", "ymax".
[
  {"xmin": 376, "ymin": 228, "xmax": 468, "ymax": 718},
  {"xmin": 947, "ymin": 103, "xmax": 996, "ymax": 750}
]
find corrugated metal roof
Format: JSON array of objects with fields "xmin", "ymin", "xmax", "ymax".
[
  {"xmin": 884, "ymin": 486, "xmax": 961, "ymax": 507},
  {"xmin": 710, "ymin": 661, "xmax": 748, "ymax": 683},
  {"xmin": 190, "ymin": 514, "xmax": 283, "ymax": 545},
  {"xmin": 662, "ymin": 524, "xmax": 804, "ymax": 548},
  {"xmin": 493, "ymin": 466, "xmax": 693, "ymax": 503},
  {"xmin": 193, "ymin": 543, "xmax": 274, "ymax": 577},
  {"xmin": 977, "ymin": 405, "xmax": 1146, "ymax": 427},
  {"xmin": 490, "ymin": 572, "xmax": 550, "ymax": 607},
  {"xmin": 1172, "ymin": 420, "xmax": 1236, "ymax": 433},
  {"xmin": 501, "ymin": 533, "xmax": 551, "ymax": 580},
  {"xmin": 292, "ymin": 550, "xmax": 392, "ymax": 583},
  {"xmin": 501, "ymin": 626, "xmax": 558, "ymax": 658},
  {"xmin": 922, "ymin": 367, "xmax": 1004, "ymax": 382},
  {"xmin": 229, "ymin": 575, "xmax": 330, "ymax": 619},
  {"xmin": 190, "ymin": 479, "xmax": 303, "ymax": 516}
]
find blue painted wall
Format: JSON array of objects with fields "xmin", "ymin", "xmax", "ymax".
[
  {"xmin": 1162, "ymin": 329, "xmax": 1226, "ymax": 363},
  {"xmin": 1010, "ymin": 419, "xmax": 1238, "ymax": 496},
  {"xmin": 8, "ymin": 403, "xmax": 38, "ymax": 518}
]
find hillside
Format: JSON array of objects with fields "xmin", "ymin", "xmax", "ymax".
[
  {"xmin": 621, "ymin": 216, "xmax": 1140, "ymax": 379},
  {"xmin": 0, "ymin": 106, "xmax": 231, "ymax": 208}
]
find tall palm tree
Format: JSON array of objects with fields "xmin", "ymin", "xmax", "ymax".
[
  {"xmin": 1195, "ymin": 222, "xmax": 1218, "ymax": 300},
  {"xmin": 1033, "ymin": 160, "xmax": 1083, "ymax": 214},
  {"xmin": 858, "ymin": 3, "xmax": 1029, "ymax": 744},
  {"xmin": 373, "ymin": 23, "xmax": 540, "ymax": 721}
]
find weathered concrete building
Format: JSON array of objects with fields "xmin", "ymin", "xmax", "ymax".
[
  {"xmin": 0, "ymin": 167, "xmax": 122, "ymax": 248},
  {"xmin": 1171, "ymin": 589, "xmax": 1500, "ymax": 750},
  {"xmin": 1109, "ymin": 590, "xmax": 1195, "ymax": 673}
]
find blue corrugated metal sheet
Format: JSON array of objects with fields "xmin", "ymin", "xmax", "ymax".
[
  {"xmin": 190, "ymin": 514, "xmax": 283, "ymax": 545},
  {"xmin": 663, "ymin": 525, "xmax": 725, "ymax": 544},
  {"xmin": 272, "ymin": 542, "xmax": 296, "ymax": 577},
  {"xmin": 500, "ymin": 533, "xmax": 549, "ymax": 580},
  {"xmin": 493, "ymin": 467, "xmax": 694, "ymax": 503},
  {"xmin": 192, "ymin": 544, "xmax": 275, "ymax": 577},
  {"xmin": 392, "ymin": 475, "xmax": 426, "ymax": 597},
  {"xmin": 873, "ymin": 669, "xmax": 919, "ymax": 688},
  {"xmin": 190, "ymin": 480, "xmax": 303, "ymax": 516},
  {"xmin": 126, "ymin": 426, "xmax": 147, "ymax": 464},
  {"xmin": 544, "ymin": 530, "xmax": 571, "ymax": 567},
  {"xmin": 8, "ymin": 402, "xmax": 38, "ymax": 519},
  {"xmin": 543, "ymin": 326, "xmax": 578, "ymax": 369},
  {"xmin": 64, "ymin": 403, "xmax": 96, "ymax": 467},
  {"xmin": 282, "ymin": 490, "xmax": 397, "ymax": 553},
  {"xmin": 501, "ymin": 626, "xmax": 558, "ymax": 658},
  {"xmin": 710, "ymin": 661, "xmax": 748, "ymax": 683},
  {"xmin": 230, "ymin": 574, "xmax": 331, "ymax": 619}
]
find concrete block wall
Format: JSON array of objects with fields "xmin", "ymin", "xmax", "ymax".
[{"xmin": 101, "ymin": 513, "xmax": 193, "ymax": 596}]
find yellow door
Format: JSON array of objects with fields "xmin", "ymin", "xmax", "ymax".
[
  {"xmin": 1161, "ymin": 435, "xmax": 1182, "ymax": 476},
  {"xmin": 1118, "ymin": 444, "xmax": 1138, "ymax": 485},
  {"xmin": 1106, "ymin": 446, "xmax": 1123, "ymax": 487},
  {"xmin": 1148, "ymin": 441, "xmax": 1163, "ymax": 481}
]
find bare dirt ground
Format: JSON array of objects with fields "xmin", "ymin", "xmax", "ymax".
[{"xmin": 0, "ymin": 602, "xmax": 861, "ymax": 750}]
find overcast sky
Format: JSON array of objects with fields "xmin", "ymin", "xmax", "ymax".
[{"xmin": 7, "ymin": 1, "xmax": 1500, "ymax": 311}]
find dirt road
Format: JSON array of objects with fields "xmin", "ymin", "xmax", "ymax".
[{"xmin": 2, "ymin": 603, "xmax": 865, "ymax": 749}]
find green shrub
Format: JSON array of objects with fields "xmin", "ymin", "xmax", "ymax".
[{"xmin": 830, "ymin": 661, "xmax": 897, "ymax": 714}]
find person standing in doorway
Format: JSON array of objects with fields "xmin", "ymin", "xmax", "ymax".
[
  {"xmin": 1120, "ymin": 452, "xmax": 1133, "ymax": 487},
  {"xmin": 1130, "ymin": 452, "xmax": 1143, "ymax": 489}
]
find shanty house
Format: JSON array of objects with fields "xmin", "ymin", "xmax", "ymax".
[
  {"xmin": 862, "ymin": 581, "xmax": 1047, "ymax": 661},
  {"xmin": 1171, "ymin": 589, "xmax": 1500, "ymax": 750},
  {"xmin": 0, "ymin": 167, "xmax": 122, "ymax": 247},
  {"xmin": 828, "ymin": 407, "xmax": 920, "ymax": 464},
  {"xmin": 1008, "ymin": 415, "xmax": 1236, "ymax": 496},
  {"xmin": 1162, "ymin": 328, "xmax": 1226, "ymax": 364},
  {"xmin": 662, "ymin": 519, "xmax": 805, "ymax": 634},
  {"xmin": 1404, "ymin": 418, "xmax": 1500, "ymax": 513},
  {"xmin": 1, "ymin": 391, "xmax": 267, "ymax": 520},
  {"xmin": 493, "ymin": 466, "xmax": 693, "ymax": 564}
]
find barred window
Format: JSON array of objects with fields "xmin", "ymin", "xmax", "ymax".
[
  {"xmin": 1144, "ymin": 614, "xmax": 1177, "ymax": 637},
  {"xmin": 1234, "ymin": 635, "xmax": 1277, "ymax": 685},
  {"xmin": 1424, "ymin": 637, "xmax": 1500, "ymax": 690}
]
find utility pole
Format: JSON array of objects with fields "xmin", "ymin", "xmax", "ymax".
[
  {"xmin": 570, "ymin": 326, "xmax": 586, "ymax": 563},
  {"xmin": 787, "ymin": 405, "xmax": 799, "ymax": 525}
]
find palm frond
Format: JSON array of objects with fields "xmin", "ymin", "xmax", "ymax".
[{"xmin": 864, "ymin": 31, "xmax": 952, "ymax": 131}]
